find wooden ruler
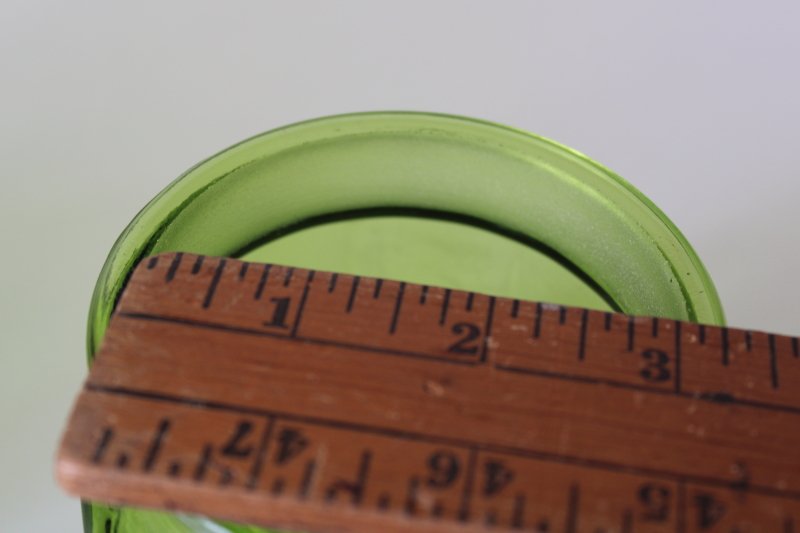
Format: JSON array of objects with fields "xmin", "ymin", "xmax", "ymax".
[{"xmin": 57, "ymin": 252, "xmax": 800, "ymax": 533}]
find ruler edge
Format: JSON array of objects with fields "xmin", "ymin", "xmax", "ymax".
[{"xmin": 57, "ymin": 250, "xmax": 800, "ymax": 531}]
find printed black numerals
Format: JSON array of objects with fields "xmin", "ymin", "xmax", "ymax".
[
  {"xmin": 483, "ymin": 461, "xmax": 515, "ymax": 496},
  {"xmin": 195, "ymin": 419, "xmax": 261, "ymax": 485},
  {"xmin": 427, "ymin": 451, "xmax": 461, "ymax": 488},
  {"xmin": 448, "ymin": 322, "xmax": 481, "ymax": 355},
  {"xmin": 267, "ymin": 426, "xmax": 316, "ymax": 498},
  {"xmin": 693, "ymin": 492, "xmax": 727, "ymax": 530},
  {"xmin": 274, "ymin": 428, "xmax": 308, "ymax": 465},
  {"xmin": 403, "ymin": 448, "xmax": 470, "ymax": 519},
  {"xmin": 638, "ymin": 483, "xmax": 671, "ymax": 522},
  {"xmin": 263, "ymin": 297, "xmax": 291, "ymax": 328},
  {"xmin": 221, "ymin": 421, "xmax": 256, "ymax": 457},
  {"xmin": 640, "ymin": 349, "xmax": 671, "ymax": 383},
  {"xmin": 88, "ymin": 411, "xmax": 268, "ymax": 489},
  {"xmin": 76, "ymin": 392, "xmax": 800, "ymax": 533}
]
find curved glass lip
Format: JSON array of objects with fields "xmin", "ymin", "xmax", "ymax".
[{"xmin": 87, "ymin": 110, "xmax": 725, "ymax": 358}]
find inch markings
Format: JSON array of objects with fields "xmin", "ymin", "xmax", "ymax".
[
  {"xmin": 202, "ymin": 259, "xmax": 227, "ymax": 308},
  {"xmin": 65, "ymin": 388, "xmax": 800, "ymax": 533},
  {"xmin": 347, "ymin": 276, "xmax": 360, "ymax": 313},
  {"xmin": 328, "ymin": 273, "xmax": 338, "ymax": 293},
  {"xmin": 254, "ymin": 264, "xmax": 272, "ymax": 300},
  {"xmin": 439, "ymin": 289, "xmax": 451, "ymax": 325},
  {"xmin": 119, "ymin": 252, "xmax": 800, "ymax": 414},
  {"xmin": 165, "ymin": 252, "xmax": 183, "ymax": 282},
  {"xmin": 191, "ymin": 255, "xmax": 205, "ymax": 275},
  {"xmin": 58, "ymin": 252, "xmax": 800, "ymax": 533}
]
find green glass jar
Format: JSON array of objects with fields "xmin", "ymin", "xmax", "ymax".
[{"xmin": 84, "ymin": 112, "xmax": 725, "ymax": 533}]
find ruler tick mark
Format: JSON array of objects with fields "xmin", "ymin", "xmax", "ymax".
[
  {"xmin": 440, "ymin": 289, "xmax": 451, "ymax": 325},
  {"xmin": 770, "ymin": 334, "xmax": 779, "ymax": 389},
  {"xmin": 327, "ymin": 273, "xmax": 337, "ymax": 293},
  {"xmin": 559, "ymin": 306, "xmax": 567, "ymax": 325},
  {"xmin": 377, "ymin": 492, "xmax": 391, "ymax": 511},
  {"xmin": 246, "ymin": 416, "xmax": 275, "ymax": 490},
  {"xmin": 457, "ymin": 448, "xmax": 478, "ymax": 522},
  {"xmin": 652, "ymin": 317, "xmax": 659, "ymax": 338},
  {"xmin": 565, "ymin": 483, "xmax": 579, "ymax": 533},
  {"xmin": 194, "ymin": 444, "xmax": 212, "ymax": 481},
  {"xmin": 405, "ymin": 477, "xmax": 419, "ymax": 515},
  {"xmin": 143, "ymin": 418, "xmax": 170, "ymax": 472},
  {"xmin": 91, "ymin": 428, "xmax": 114, "ymax": 463},
  {"xmin": 373, "ymin": 279, "xmax": 383, "ymax": 298},
  {"xmin": 745, "ymin": 330, "xmax": 752, "ymax": 351},
  {"xmin": 291, "ymin": 284, "xmax": 312, "ymax": 337},
  {"xmin": 793, "ymin": 337, "xmax": 799, "ymax": 358},
  {"xmin": 511, "ymin": 299, "xmax": 520, "ymax": 318},
  {"xmin": 512, "ymin": 493, "xmax": 525, "ymax": 529},
  {"xmin": 346, "ymin": 277, "xmax": 360, "ymax": 313},
  {"xmin": 578, "ymin": 308, "xmax": 589, "ymax": 361},
  {"xmin": 191, "ymin": 255, "xmax": 205, "ymax": 275},
  {"xmin": 116, "ymin": 453, "xmax": 129, "ymax": 469},
  {"xmin": 604, "ymin": 312, "xmax": 612, "ymax": 331},
  {"xmin": 147, "ymin": 256, "xmax": 158, "ymax": 269},
  {"xmin": 466, "ymin": 292, "xmax": 474, "ymax": 311},
  {"xmin": 699, "ymin": 324, "xmax": 706, "ymax": 344},
  {"xmin": 677, "ymin": 479, "xmax": 686, "ymax": 533},
  {"xmin": 165, "ymin": 252, "xmax": 183, "ymax": 282},
  {"xmin": 481, "ymin": 297, "xmax": 496, "ymax": 363},
  {"xmin": 202, "ymin": 259, "xmax": 226, "ymax": 309},
  {"xmin": 420, "ymin": 285, "xmax": 428, "ymax": 305},
  {"xmin": 722, "ymin": 327, "xmax": 729, "ymax": 366},
  {"xmin": 167, "ymin": 461, "xmax": 181, "ymax": 477},
  {"xmin": 389, "ymin": 282, "xmax": 406, "ymax": 334},
  {"xmin": 299, "ymin": 459, "xmax": 316, "ymax": 499},
  {"xmin": 254, "ymin": 264, "xmax": 271, "ymax": 300},
  {"xmin": 534, "ymin": 302, "xmax": 543, "ymax": 338},
  {"xmin": 237, "ymin": 262, "xmax": 248, "ymax": 281},
  {"xmin": 283, "ymin": 267, "xmax": 294, "ymax": 287},
  {"xmin": 621, "ymin": 509, "xmax": 632, "ymax": 533},
  {"xmin": 627, "ymin": 316, "xmax": 635, "ymax": 351},
  {"xmin": 675, "ymin": 320, "xmax": 682, "ymax": 393}
]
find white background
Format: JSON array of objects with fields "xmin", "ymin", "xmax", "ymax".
[{"xmin": 1, "ymin": 2, "xmax": 798, "ymax": 531}]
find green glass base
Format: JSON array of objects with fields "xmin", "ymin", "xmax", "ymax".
[{"xmin": 241, "ymin": 213, "xmax": 615, "ymax": 312}]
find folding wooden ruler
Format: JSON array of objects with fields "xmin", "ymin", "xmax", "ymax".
[{"xmin": 58, "ymin": 252, "xmax": 800, "ymax": 533}]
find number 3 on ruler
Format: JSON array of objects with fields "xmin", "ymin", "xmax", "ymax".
[{"xmin": 640, "ymin": 349, "xmax": 671, "ymax": 383}]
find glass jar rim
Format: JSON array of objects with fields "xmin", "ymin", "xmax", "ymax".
[{"xmin": 87, "ymin": 111, "xmax": 724, "ymax": 359}]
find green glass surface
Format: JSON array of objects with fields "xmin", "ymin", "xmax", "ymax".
[
  {"xmin": 83, "ymin": 112, "xmax": 725, "ymax": 533},
  {"xmin": 242, "ymin": 214, "xmax": 614, "ymax": 311}
]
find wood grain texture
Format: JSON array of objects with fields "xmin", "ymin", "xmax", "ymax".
[{"xmin": 58, "ymin": 252, "xmax": 800, "ymax": 533}]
